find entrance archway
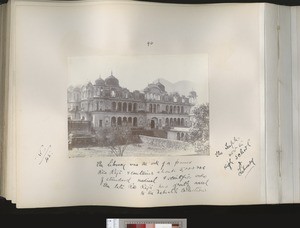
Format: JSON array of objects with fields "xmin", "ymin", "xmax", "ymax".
[
  {"xmin": 150, "ymin": 117, "xmax": 158, "ymax": 129},
  {"xmin": 151, "ymin": 120, "xmax": 155, "ymax": 129}
]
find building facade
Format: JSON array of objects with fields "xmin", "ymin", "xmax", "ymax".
[{"xmin": 67, "ymin": 74, "xmax": 197, "ymax": 134}]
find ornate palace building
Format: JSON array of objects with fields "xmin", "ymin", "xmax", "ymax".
[{"xmin": 67, "ymin": 73, "xmax": 197, "ymax": 134}]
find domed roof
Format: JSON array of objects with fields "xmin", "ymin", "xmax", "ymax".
[
  {"xmin": 144, "ymin": 80, "xmax": 166, "ymax": 93},
  {"xmin": 156, "ymin": 81, "xmax": 165, "ymax": 92},
  {"xmin": 95, "ymin": 76, "xmax": 105, "ymax": 85},
  {"xmin": 144, "ymin": 81, "xmax": 166, "ymax": 93},
  {"xmin": 105, "ymin": 72, "xmax": 119, "ymax": 87},
  {"xmin": 73, "ymin": 86, "xmax": 81, "ymax": 92},
  {"xmin": 189, "ymin": 91, "xmax": 197, "ymax": 98}
]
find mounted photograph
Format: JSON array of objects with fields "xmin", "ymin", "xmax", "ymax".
[{"xmin": 67, "ymin": 55, "xmax": 209, "ymax": 157}]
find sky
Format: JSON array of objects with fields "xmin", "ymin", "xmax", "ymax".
[{"xmin": 68, "ymin": 54, "xmax": 208, "ymax": 103}]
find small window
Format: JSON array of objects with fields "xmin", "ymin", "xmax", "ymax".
[
  {"xmin": 99, "ymin": 120, "xmax": 103, "ymax": 127},
  {"xmin": 111, "ymin": 90, "xmax": 116, "ymax": 97}
]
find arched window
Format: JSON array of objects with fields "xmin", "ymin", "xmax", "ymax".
[
  {"xmin": 153, "ymin": 104, "xmax": 156, "ymax": 113},
  {"xmin": 157, "ymin": 104, "xmax": 160, "ymax": 113},
  {"xmin": 128, "ymin": 103, "xmax": 132, "ymax": 112},
  {"xmin": 117, "ymin": 102, "xmax": 122, "ymax": 112},
  {"xmin": 133, "ymin": 103, "xmax": 137, "ymax": 112},
  {"xmin": 111, "ymin": 90, "xmax": 116, "ymax": 97},
  {"xmin": 123, "ymin": 103, "xmax": 127, "ymax": 112},
  {"xmin": 133, "ymin": 117, "xmax": 137, "ymax": 127},
  {"xmin": 165, "ymin": 118, "xmax": 169, "ymax": 126},
  {"xmin": 117, "ymin": 117, "xmax": 122, "ymax": 126},
  {"xmin": 149, "ymin": 104, "xmax": 152, "ymax": 113},
  {"xmin": 99, "ymin": 101, "xmax": 103, "ymax": 111},
  {"xmin": 170, "ymin": 106, "xmax": 173, "ymax": 114},
  {"xmin": 177, "ymin": 106, "xmax": 180, "ymax": 113},
  {"xmin": 177, "ymin": 118, "xmax": 180, "ymax": 126},
  {"xmin": 128, "ymin": 117, "xmax": 132, "ymax": 125},
  {"xmin": 181, "ymin": 106, "xmax": 184, "ymax": 114},
  {"xmin": 112, "ymin": 102, "xmax": 116, "ymax": 111},
  {"xmin": 181, "ymin": 118, "xmax": 184, "ymax": 126},
  {"xmin": 123, "ymin": 117, "xmax": 127, "ymax": 125},
  {"xmin": 111, "ymin": 117, "xmax": 116, "ymax": 127}
]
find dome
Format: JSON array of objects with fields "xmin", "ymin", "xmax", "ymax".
[
  {"xmin": 86, "ymin": 81, "xmax": 93, "ymax": 88},
  {"xmin": 189, "ymin": 91, "xmax": 197, "ymax": 98},
  {"xmin": 95, "ymin": 77, "xmax": 105, "ymax": 86},
  {"xmin": 105, "ymin": 74, "xmax": 119, "ymax": 87},
  {"xmin": 144, "ymin": 80, "xmax": 166, "ymax": 93},
  {"xmin": 156, "ymin": 81, "xmax": 165, "ymax": 92},
  {"xmin": 73, "ymin": 86, "xmax": 81, "ymax": 92}
]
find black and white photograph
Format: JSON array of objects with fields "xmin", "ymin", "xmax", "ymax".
[{"xmin": 67, "ymin": 55, "xmax": 209, "ymax": 157}]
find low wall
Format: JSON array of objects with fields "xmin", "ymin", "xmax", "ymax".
[{"xmin": 139, "ymin": 135, "xmax": 191, "ymax": 151}]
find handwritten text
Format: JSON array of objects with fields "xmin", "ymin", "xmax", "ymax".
[{"xmin": 96, "ymin": 159, "xmax": 209, "ymax": 196}]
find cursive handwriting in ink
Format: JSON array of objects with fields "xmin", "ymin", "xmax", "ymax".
[
  {"xmin": 96, "ymin": 159, "xmax": 209, "ymax": 196},
  {"xmin": 147, "ymin": 41, "xmax": 154, "ymax": 46},
  {"xmin": 216, "ymin": 137, "xmax": 256, "ymax": 177},
  {"xmin": 215, "ymin": 150, "xmax": 223, "ymax": 157},
  {"xmin": 224, "ymin": 137, "xmax": 239, "ymax": 150},
  {"xmin": 36, "ymin": 145, "xmax": 52, "ymax": 165},
  {"xmin": 237, "ymin": 158, "xmax": 256, "ymax": 177},
  {"xmin": 108, "ymin": 159, "xmax": 126, "ymax": 170},
  {"xmin": 224, "ymin": 158, "xmax": 234, "ymax": 170}
]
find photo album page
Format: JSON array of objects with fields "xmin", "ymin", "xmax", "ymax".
[{"xmin": 6, "ymin": 0, "xmax": 268, "ymax": 208}]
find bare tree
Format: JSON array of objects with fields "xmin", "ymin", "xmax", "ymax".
[{"xmin": 105, "ymin": 127, "xmax": 134, "ymax": 157}]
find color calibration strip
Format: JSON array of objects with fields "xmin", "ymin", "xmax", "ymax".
[
  {"xmin": 107, "ymin": 218, "xmax": 186, "ymax": 228},
  {"xmin": 127, "ymin": 224, "xmax": 179, "ymax": 228}
]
